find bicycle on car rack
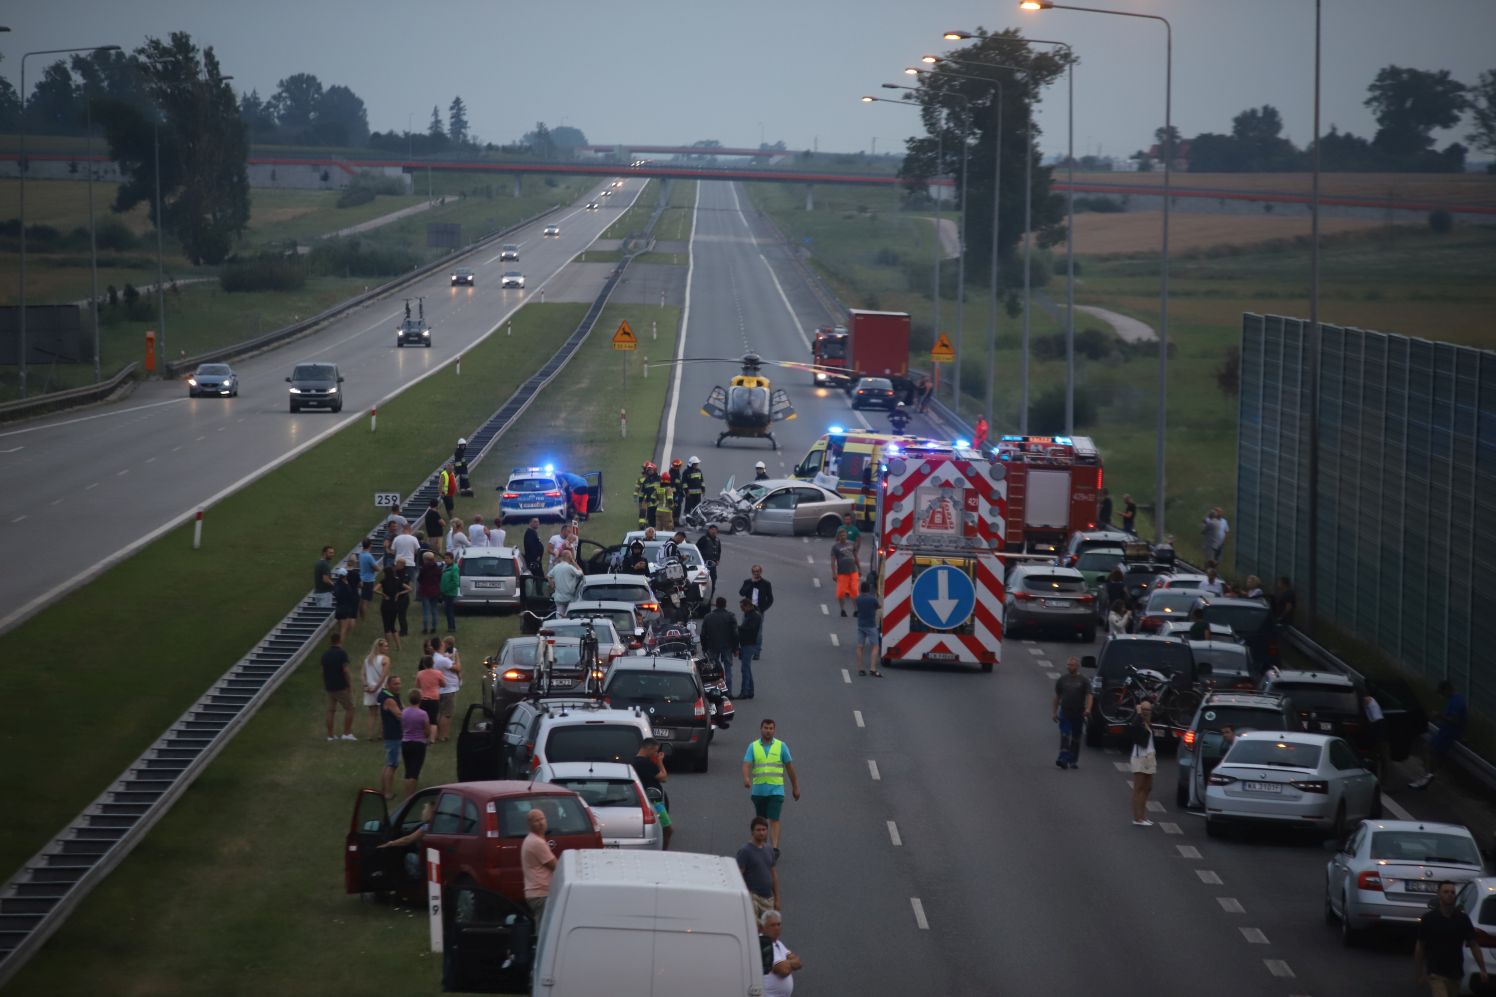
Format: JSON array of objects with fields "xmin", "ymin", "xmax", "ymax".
[{"xmin": 1100, "ymin": 664, "xmax": 1204, "ymax": 730}]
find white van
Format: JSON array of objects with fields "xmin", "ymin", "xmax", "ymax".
[{"xmin": 532, "ymin": 850, "xmax": 764, "ymax": 997}]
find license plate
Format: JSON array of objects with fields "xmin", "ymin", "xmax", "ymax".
[
  {"xmin": 523, "ymin": 502, "xmax": 543, "ymax": 508},
  {"xmin": 1244, "ymin": 781, "xmax": 1282, "ymax": 793},
  {"xmin": 473, "ymin": 582, "xmax": 500, "ymax": 589},
  {"xmin": 923, "ymin": 652, "xmax": 957, "ymax": 661},
  {"xmin": 1152, "ymin": 726, "xmax": 1170, "ymax": 739},
  {"xmin": 605, "ymin": 842, "xmax": 620, "ymax": 848},
  {"xmin": 551, "ymin": 678, "xmax": 574, "ymax": 688},
  {"xmin": 1405, "ymin": 880, "xmax": 1440, "ymax": 893},
  {"xmin": 1045, "ymin": 600, "xmax": 1071, "ymax": 608},
  {"xmin": 1316, "ymin": 721, "xmax": 1333, "ymax": 731},
  {"xmin": 652, "ymin": 728, "xmax": 674, "ymax": 739}
]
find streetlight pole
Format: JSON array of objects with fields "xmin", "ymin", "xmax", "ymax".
[
  {"xmin": 86, "ymin": 93, "xmax": 100, "ymax": 382},
  {"xmin": 1023, "ymin": 0, "xmax": 1171, "ymax": 542},
  {"xmin": 18, "ymin": 42, "xmax": 119, "ymax": 399},
  {"xmin": 153, "ymin": 118, "xmax": 166, "ymax": 363},
  {"xmin": 885, "ymin": 82, "xmax": 971, "ymax": 417},
  {"xmin": 1307, "ymin": 0, "xmax": 1322, "ymax": 628}
]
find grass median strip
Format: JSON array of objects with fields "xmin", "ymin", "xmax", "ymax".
[{"xmin": 10, "ymin": 291, "xmax": 687, "ymax": 995}]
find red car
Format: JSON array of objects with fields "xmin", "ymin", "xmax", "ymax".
[{"xmin": 345, "ymin": 780, "xmax": 603, "ymax": 904}]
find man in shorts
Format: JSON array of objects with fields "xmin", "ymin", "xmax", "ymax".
[
  {"xmin": 830, "ymin": 528, "xmax": 859, "ymax": 617},
  {"xmin": 377, "ymin": 674, "xmax": 404, "ymax": 799},
  {"xmin": 321, "ymin": 632, "xmax": 355, "ymax": 741},
  {"xmin": 631, "ymin": 738, "xmax": 673, "ymax": 850},
  {"xmin": 853, "ymin": 581, "xmax": 882, "ymax": 677},
  {"xmin": 742, "ymin": 719, "xmax": 800, "ymax": 856}
]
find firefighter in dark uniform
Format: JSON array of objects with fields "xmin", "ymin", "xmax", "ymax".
[
  {"xmin": 668, "ymin": 458, "xmax": 685, "ymax": 522},
  {"xmin": 653, "ymin": 471, "xmax": 674, "ymax": 530},
  {"xmin": 681, "ymin": 456, "xmax": 706, "ymax": 520},
  {"xmin": 889, "ymin": 402, "xmax": 911, "ymax": 435},
  {"xmin": 635, "ymin": 461, "xmax": 659, "ymax": 527},
  {"xmin": 753, "ymin": 460, "xmax": 769, "ymax": 481},
  {"xmin": 454, "ymin": 437, "xmax": 473, "ymax": 497}
]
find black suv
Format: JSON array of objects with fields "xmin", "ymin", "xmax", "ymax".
[
  {"xmin": 286, "ymin": 362, "xmax": 343, "ymax": 413},
  {"xmin": 602, "ymin": 656, "xmax": 715, "ymax": 772},
  {"xmin": 1176, "ymin": 690, "xmax": 1299, "ymax": 807},
  {"xmin": 1202, "ymin": 597, "xmax": 1278, "ymax": 669},
  {"xmin": 1260, "ymin": 669, "xmax": 1426, "ymax": 771},
  {"xmin": 1084, "ymin": 634, "xmax": 1198, "ymax": 749}
]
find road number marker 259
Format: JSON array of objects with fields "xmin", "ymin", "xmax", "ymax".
[{"xmin": 374, "ymin": 492, "xmax": 403, "ymax": 508}]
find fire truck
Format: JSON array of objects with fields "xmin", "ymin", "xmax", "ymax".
[
  {"xmin": 872, "ymin": 440, "xmax": 1006, "ymax": 673},
  {"xmin": 989, "ymin": 435, "xmax": 1103, "ymax": 554}
]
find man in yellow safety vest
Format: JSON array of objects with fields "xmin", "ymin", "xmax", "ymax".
[{"xmin": 741, "ymin": 718, "xmax": 800, "ymax": 856}]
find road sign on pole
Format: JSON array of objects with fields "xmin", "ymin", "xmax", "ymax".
[
  {"xmin": 612, "ymin": 320, "xmax": 638, "ymax": 351},
  {"xmin": 910, "ymin": 564, "xmax": 976, "ymax": 630},
  {"xmin": 930, "ymin": 334, "xmax": 955, "ymax": 363}
]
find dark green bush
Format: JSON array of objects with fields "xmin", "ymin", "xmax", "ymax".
[
  {"xmin": 336, "ymin": 186, "xmax": 376, "ymax": 209},
  {"xmin": 220, "ymin": 254, "xmax": 308, "ymax": 293},
  {"xmin": 307, "ymin": 239, "xmax": 418, "ymax": 278}
]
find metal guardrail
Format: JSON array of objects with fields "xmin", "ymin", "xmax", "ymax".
[
  {"xmin": 0, "ymin": 197, "xmax": 657, "ymax": 986},
  {"xmin": 0, "ymin": 363, "xmax": 138, "ymax": 425}
]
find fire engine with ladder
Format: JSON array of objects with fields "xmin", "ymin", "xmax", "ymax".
[
  {"xmin": 989, "ymin": 435, "xmax": 1103, "ymax": 554},
  {"xmin": 874, "ymin": 440, "xmax": 1007, "ymax": 673}
]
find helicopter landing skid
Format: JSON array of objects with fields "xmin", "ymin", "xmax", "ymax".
[{"xmin": 716, "ymin": 431, "xmax": 778, "ymax": 450}]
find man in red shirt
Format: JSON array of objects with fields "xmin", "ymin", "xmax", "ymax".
[{"xmin": 521, "ymin": 809, "xmax": 558, "ymax": 925}]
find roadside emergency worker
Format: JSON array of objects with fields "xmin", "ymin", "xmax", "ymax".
[
  {"xmin": 742, "ymin": 718, "xmax": 799, "ymax": 855},
  {"xmin": 669, "ymin": 458, "xmax": 686, "ymax": 521},
  {"xmin": 754, "ymin": 461, "xmax": 770, "ymax": 481},
  {"xmin": 889, "ymin": 402, "xmax": 911, "ymax": 434},
  {"xmin": 559, "ymin": 470, "xmax": 590, "ymax": 522},
  {"xmin": 636, "ymin": 461, "xmax": 659, "ymax": 527},
  {"xmin": 438, "ymin": 463, "xmax": 457, "ymax": 516},
  {"xmin": 453, "ymin": 437, "xmax": 473, "ymax": 496},
  {"xmin": 682, "ymin": 456, "xmax": 707, "ymax": 519},
  {"xmin": 653, "ymin": 471, "xmax": 674, "ymax": 530}
]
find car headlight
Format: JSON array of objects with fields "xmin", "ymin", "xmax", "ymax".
[
  {"xmin": 327, "ymin": 387, "xmax": 338, "ymax": 394},
  {"xmin": 422, "ymin": 330, "xmax": 430, "ymax": 337},
  {"xmin": 289, "ymin": 387, "xmax": 302, "ymax": 394},
  {"xmin": 187, "ymin": 378, "xmax": 197, "ymax": 386}
]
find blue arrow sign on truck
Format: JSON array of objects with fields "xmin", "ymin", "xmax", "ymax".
[{"xmin": 910, "ymin": 564, "xmax": 976, "ymax": 631}]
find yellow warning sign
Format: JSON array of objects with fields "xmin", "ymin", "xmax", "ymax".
[
  {"xmin": 612, "ymin": 320, "xmax": 637, "ymax": 351},
  {"xmin": 930, "ymin": 333, "xmax": 955, "ymax": 362}
]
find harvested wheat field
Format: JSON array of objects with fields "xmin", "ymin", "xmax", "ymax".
[
  {"xmin": 1067, "ymin": 171, "xmax": 1496, "ymax": 210},
  {"xmin": 1070, "ymin": 211, "xmax": 1389, "ymax": 255}
]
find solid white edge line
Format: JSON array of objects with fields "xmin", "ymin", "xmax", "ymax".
[
  {"xmin": 755, "ymin": 245, "xmax": 813, "ymax": 352},
  {"xmin": 658, "ymin": 180, "xmax": 700, "ymax": 465},
  {"xmin": 887, "ymin": 820, "xmax": 901, "ymax": 846},
  {"xmin": 0, "ymin": 396, "xmax": 187, "ymax": 439},
  {"xmin": 0, "ymin": 181, "xmax": 651, "ymax": 637},
  {"xmin": 867, "ymin": 759, "xmax": 880, "ymax": 781},
  {"xmin": 910, "ymin": 897, "xmax": 928, "ymax": 930},
  {"xmin": 1380, "ymin": 793, "xmax": 1414, "ymax": 820}
]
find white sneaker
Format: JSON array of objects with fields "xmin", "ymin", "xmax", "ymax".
[
  {"xmin": 340, "ymin": 733, "xmax": 358, "ymax": 741},
  {"xmin": 1133, "ymin": 819, "xmax": 1155, "ymax": 827},
  {"xmin": 1410, "ymin": 774, "xmax": 1434, "ymax": 789},
  {"xmin": 326, "ymin": 736, "xmax": 336, "ymax": 742}
]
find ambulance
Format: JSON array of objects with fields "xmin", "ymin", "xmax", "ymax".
[
  {"xmin": 791, "ymin": 428, "xmax": 927, "ymax": 526},
  {"xmin": 870, "ymin": 440, "xmax": 1006, "ymax": 673}
]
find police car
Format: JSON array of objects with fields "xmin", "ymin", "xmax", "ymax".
[{"xmin": 498, "ymin": 466, "xmax": 570, "ymax": 523}]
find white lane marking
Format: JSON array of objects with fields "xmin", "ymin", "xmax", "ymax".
[
  {"xmin": 116, "ymin": 468, "xmax": 129, "ymax": 476},
  {"xmin": 48, "ymin": 498, "xmax": 62, "ymax": 507},
  {"xmin": 1035, "ymin": 657, "xmax": 1051, "ymax": 666},
  {"xmin": 84, "ymin": 482, "xmax": 97, "ymax": 490},
  {"xmin": 868, "ymin": 760, "xmax": 880, "ymax": 781},
  {"xmin": 1263, "ymin": 959, "xmax": 1295, "ymax": 978},
  {"xmin": 1045, "ymin": 671, "xmax": 1060, "ymax": 680},
  {"xmin": 1176, "ymin": 845, "xmax": 1202, "ymax": 859},
  {"xmin": 217, "ymin": 425, "xmax": 226, "ymax": 432},
  {"xmin": 1159, "ymin": 822, "xmax": 1182, "ymax": 835},
  {"xmin": 802, "ymin": 537, "xmax": 809, "ymax": 544},
  {"xmin": 805, "ymin": 555, "xmax": 814, "ymax": 564},
  {"xmin": 829, "ymin": 633, "xmax": 839, "ymax": 647},
  {"xmin": 1239, "ymin": 927, "xmax": 1269, "ymax": 944},
  {"xmin": 170, "ymin": 445, "xmax": 181, "ymax": 452},
  {"xmin": 887, "ymin": 821, "xmax": 902, "ymax": 846},
  {"xmin": 657, "ymin": 180, "xmax": 700, "ymax": 466},
  {"xmin": 195, "ymin": 435, "xmax": 206, "ymax": 442},
  {"xmin": 757, "ymin": 249, "xmax": 813, "ymax": 352},
  {"xmin": 1217, "ymin": 897, "xmax": 1245, "ymax": 913},
  {"xmin": 1146, "ymin": 800, "xmax": 1165, "ymax": 813},
  {"xmin": 10, "ymin": 515, "xmax": 25, "ymax": 524},
  {"xmin": 0, "ymin": 396, "xmax": 186, "ymax": 439},
  {"xmin": 1022, "ymin": 640, "xmax": 1037, "ymax": 645},
  {"xmin": 1113, "ymin": 761, "xmax": 1131, "ymax": 772},
  {"xmin": 145, "ymin": 456, "xmax": 157, "ymax": 463},
  {"xmin": 812, "ymin": 577, "xmax": 821, "ymax": 588},
  {"xmin": 0, "ymin": 446, "xmax": 22, "ymax": 453},
  {"xmin": 910, "ymin": 898, "xmax": 928, "ymax": 930},
  {"xmin": 841, "ymin": 668, "xmax": 852, "ymax": 684},
  {"xmin": 1381, "ymin": 793, "xmax": 1414, "ymax": 820},
  {"xmin": 1027, "ymin": 647, "xmax": 1044, "ymax": 655},
  {"xmin": 820, "ymin": 604, "xmax": 829, "ymax": 615},
  {"xmin": 853, "ymin": 710, "xmax": 864, "ymax": 728},
  {"xmin": 1196, "ymin": 870, "xmax": 1223, "ymax": 885}
]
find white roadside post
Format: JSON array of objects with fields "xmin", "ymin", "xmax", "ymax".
[
  {"xmin": 426, "ymin": 848, "xmax": 443, "ymax": 953},
  {"xmin": 192, "ymin": 508, "xmax": 204, "ymax": 549},
  {"xmin": 370, "ymin": 406, "xmax": 377, "ymax": 433},
  {"xmin": 455, "ymin": 354, "xmax": 462, "ymax": 376},
  {"xmin": 620, "ymin": 408, "xmax": 628, "ymax": 438}
]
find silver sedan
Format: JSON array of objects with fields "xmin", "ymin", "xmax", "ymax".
[
  {"xmin": 1204, "ymin": 731, "xmax": 1381, "ymax": 839},
  {"xmin": 735, "ymin": 478, "xmax": 853, "ymax": 537},
  {"xmin": 1325, "ymin": 819, "xmax": 1485, "ymax": 946}
]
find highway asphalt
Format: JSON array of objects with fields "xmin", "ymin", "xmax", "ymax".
[
  {"xmin": 0, "ymin": 179, "xmax": 647, "ymax": 634},
  {"xmin": 645, "ymin": 180, "xmax": 1436, "ymax": 996}
]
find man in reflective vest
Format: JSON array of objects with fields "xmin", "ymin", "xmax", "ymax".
[
  {"xmin": 438, "ymin": 464, "xmax": 457, "ymax": 516},
  {"xmin": 741, "ymin": 718, "xmax": 799, "ymax": 856}
]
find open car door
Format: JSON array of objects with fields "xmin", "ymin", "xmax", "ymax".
[
  {"xmin": 701, "ymin": 385, "xmax": 728, "ymax": 419},
  {"xmin": 456, "ymin": 704, "xmax": 502, "ymax": 783},
  {"xmin": 582, "ymin": 470, "xmax": 604, "ymax": 515},
  {"xmin": 518, "ymin": 575, "xmax": 555, "ymax": 635},
  {"xmin": 441, "ymin": 882, "xmax": 535, "ymax": 993},
  {"xmin": 344, "ymin": 789, "xmax": 394, "ymax": 894},
  {"xmin": 1366, "ymin": 675, "xmax": 1428, "ymax": 762},
  {"xmin": 770, "ymin": 388, "xmax": 797, "ymax": 422}
]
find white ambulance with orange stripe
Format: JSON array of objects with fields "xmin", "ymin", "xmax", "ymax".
[{"xmin": 872, "ymin": 440, "xmax": 1006, "ymax": 673}]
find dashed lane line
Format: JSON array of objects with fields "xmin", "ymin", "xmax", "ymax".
[
  {"xmin": 841, "ymin": 669, "xmax": 852, "ymax": 684},
  {"xmin": 1027, "ymin": 647, "xmax": 1045, "ymax": 655},
  {"xmin": 1381, "ymin": 793, "xmax": 1414, "ymax": 820},
  {"xmin": 116, "ymin": 468, "xmax": 129, "ymax": 476},
  {"xmin": 887, "ymin": 821, "xmax": 902, "ymax": 846},
  {"xmin": 853, "ymin": 710, "xmax": 865, "ymax": 728},
  {"xmin": 1046, "ymin": 671, "xmax": 1061, "ymax": 680},
  {"xmin": 48, "ymin": 499, "xmax": 61, "ymax": 507},
  {"xmin": 1217, "ymin": 898, "xmax": 1245, "ymax": 913},
  {"xmin": 829, "ymin": 633, "xmax": 839, "ymax": 647},
  {"xmin": 1113, "ymin": 761, "xmax": 1131, "ymax": 772},
  {"xmin": 1146, "ymin": 801, "xmax": 1165, "ymax": 813},
  {"xmin": 910, "ymin": 898, "xmax": 929, "ymax": 930},
  {"xmin": 812, "ymin": 577, "xmax": 821, "ymax": 588},
  {"xmin": 1239, "ymin": 927, "xmax": 1269, "ymax": 944},
  {"xmin": 805, "ymin": 555, "xmax": 814, "ymax": 564},
  {"xmin": 1159, "ymin": 822, "xmax": 1183, "ymax": 835},
  {"xmin": 1263, "ymin": 960, "xmax": 1295, "ymax": 978},
  {"xmin": 10, "ymin": 515, "xmax": 25, "ymax": 524},
  {"xmin": 1196, "ymin": 870, "xmax": 1223, "ymax": 885},
  {"xmin": 1176, "ymin": 845, "xmax": 1202, "ymax": 859},
  {"xmin": 867, "ymin": 760, "xmax": 881, "ymax": 781},
  {"xmin": 820, "ymin": 604, "xmax": 829, "ymax": 615}
]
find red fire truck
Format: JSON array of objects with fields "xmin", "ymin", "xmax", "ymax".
[
  {"xmin": 989, "ymin": 435, "xmax": 1103, "ymax": 554},
  {"xmin": 873, "ymin": 440, "xmax": 1006, "ymax": 673}
]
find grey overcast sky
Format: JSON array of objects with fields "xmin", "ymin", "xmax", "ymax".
[{"xmin": 4, "ymin": 1, "xmax": 1495, "ymax": 161}]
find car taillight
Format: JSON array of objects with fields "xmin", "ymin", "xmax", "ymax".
[
  {"xmin": 638, "ymin": 785, "xmax": 657, "ymax": 825},
  {"xmin": 530, "ymin": 753, "xmax": 541, "ymax": 771},
  {"xmin": 641, "ymin": 602, "xmax": 660, "ymax": 613},
  {"xmin": 1207, "ymin": 773, "xmax": 1237, "ymax": 786},
  {"xmin": 693, "ymin": 697, "xmax": 707, "ymax": 719},
  {"xmin": 1096, "ymin": 469, "xmax": 1104, "ymax": 489},
  {"xmin": 502, "ymin": 669, "xmax": 529, "ymax": 682},
  {"xmin": 483, "ymin": 801, "xmax": 501, "ymax": 861},
  {"xmin": 1290, "ymin": 780, "xmax": 1329, "ymax": 794},
  {"xmin": 1012, "ymin": 592, "xmax": 1034, "ymax": 602},
  {"xmin": 545, "ymin": 491, "xmax": 562, "ymax": 498},
  {"xmin": 1182, "ymin": 730, "xmax": 1197, "ymax": 748},
  {"xmin": 1142, "ymin": 616, "xmax": 1162, "ymax": 629},
  {"xmin": 1357, "ymin": 871, "xmax": 1383, "ymax": 892},
  {"xmin": 503, "ymin": 492, "xmax": 519, "ymax": 500},
  {"xmin": 1078, "ymin": 593, "xmax": 1095, "ymax": 603}
]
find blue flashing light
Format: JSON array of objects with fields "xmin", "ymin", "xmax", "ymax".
[
  {"xmin": 1055, "ymin": 436, "xmax": 1073, "ymax": 446},
  {"xmin": 828, "ymin": 425, "xmax": 845, "ymax": 435},
  {"xmin": 544, "ymin": 463, "xmax": 555, "ymax": 474},
  {"xmin": 955, "ymin": 439, "xmax": 971, "ymax": 449},
  {"xmin": 1000, "ymin": 434, "xmax": 1024, "ymax": 442}
]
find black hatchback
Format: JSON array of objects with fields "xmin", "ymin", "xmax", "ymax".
[
  {"xmin": 602, "ymin": 656, "xmax": 714, "ymax": 772},
  {"xmin": 286, "ymin": 362, "xmax": 344, "ymax": 413}
]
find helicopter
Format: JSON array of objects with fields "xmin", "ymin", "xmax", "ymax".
[{"xmin": 647, "ymin": 352, "xmax": 838, "ymax": 449}]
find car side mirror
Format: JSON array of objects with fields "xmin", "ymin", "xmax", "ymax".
[
  {"xmin": 284, "ymin": 376, "xmax": 291, "ymax": 382},
  {"xmin": 338, "ymin": 376, "xmax": 345, "ymax": 383},
  {"xmin": 1081, "ymin": 656, "xmax": 1097, "ymax": 669}
]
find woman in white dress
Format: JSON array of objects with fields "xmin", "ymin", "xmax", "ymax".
[{"xmin": 362, "ymin": 637, "xmax": 391, "ymax": 739}]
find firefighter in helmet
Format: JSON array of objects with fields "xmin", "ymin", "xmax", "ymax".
[
  {"xmin": 753, "ymin": 460, "xmax": 769, "ymax": 481},
  {"xmin": 653, "ymin": 470, "xmax": 675, "ymax": 530},
  {"xmin": 453, "ymin": 437, "xmax": 473, "ymax": 497},
  {"xmin": 888, "ymin": 402, "xmax": 911, "ymax": 435},
  {"xmin": 635, "ymin": 461, "xmax": 659, "ymax": 527},
  {"xmin": 681, "ymin": 456, "xmax": 706, "ymax": 519},
  {"xmin": 668, "ymin": 458, "xmax": 685, "ymax": 522}
]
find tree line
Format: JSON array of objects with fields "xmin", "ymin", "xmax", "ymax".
[{"xmin": 1132, "ymin": 66, "xmax": 1496, "ymax": 173}]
